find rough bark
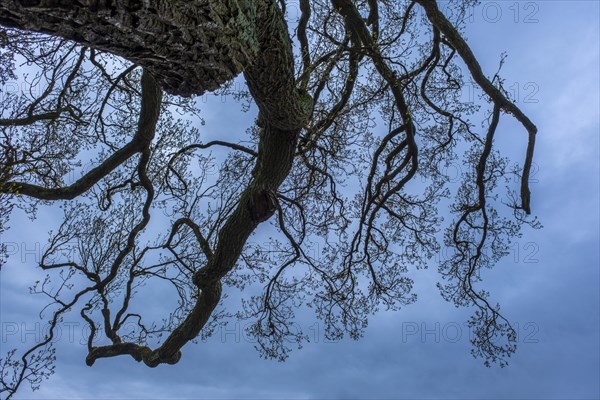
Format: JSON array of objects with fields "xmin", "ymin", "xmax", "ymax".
[
  {"xmin": 243, "ymin": 2, "xmax": 313, "ymax": 130},
  {"xmin": 0, "ymin": 0, "xmax": 259, "ymax": 96}
]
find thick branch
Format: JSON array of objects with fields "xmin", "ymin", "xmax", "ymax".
[
  {"xmin": 0, "ymin": 0, "xmax": 259, "ymax": 96},
  {"xmin": 244, "ymin": 0, "xmax": 313, "ymax": 130},
  {"xmin": 85, "ymin": 0, "xmax": 312, "ymax": 367}
]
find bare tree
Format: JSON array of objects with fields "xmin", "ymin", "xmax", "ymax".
[{"xmin": 0, "ymin": 0, "xmax": 539, "ymax": 397}]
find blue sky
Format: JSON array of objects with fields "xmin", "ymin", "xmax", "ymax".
[{"xmin": 1, "ymin": 1, "xmax": 599, "ymax": 399}]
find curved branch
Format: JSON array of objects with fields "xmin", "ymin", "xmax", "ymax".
[
  {"xmin": 415, "ymin": 0, "xmax": 537, "ymax": 213},
  {"xmin": 0, "ymin": 69, "xmax": 163, "ymax": 200}
]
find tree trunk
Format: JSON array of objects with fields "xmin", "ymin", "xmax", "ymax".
[
  {"xmin": 0, "ymin": 0, "xmax": 315, "ymax": 367},
  {"xmin": 0, "ymin": 0, "xmax": 259, "ymax": 96}
]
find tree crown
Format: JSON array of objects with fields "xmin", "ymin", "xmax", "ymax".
[{"xmin": 0, "ymin": 1, "xmax": 539, "ymax": 397}]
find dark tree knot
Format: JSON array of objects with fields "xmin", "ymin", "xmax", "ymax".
[{"xmin": 247, "ymin": 189, "xmax": 277, "ymax": 223}]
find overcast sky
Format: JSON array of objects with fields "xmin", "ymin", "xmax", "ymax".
[{"xmin": 1, "ymin": 1, "xmax": 599, "ymax": 399}]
